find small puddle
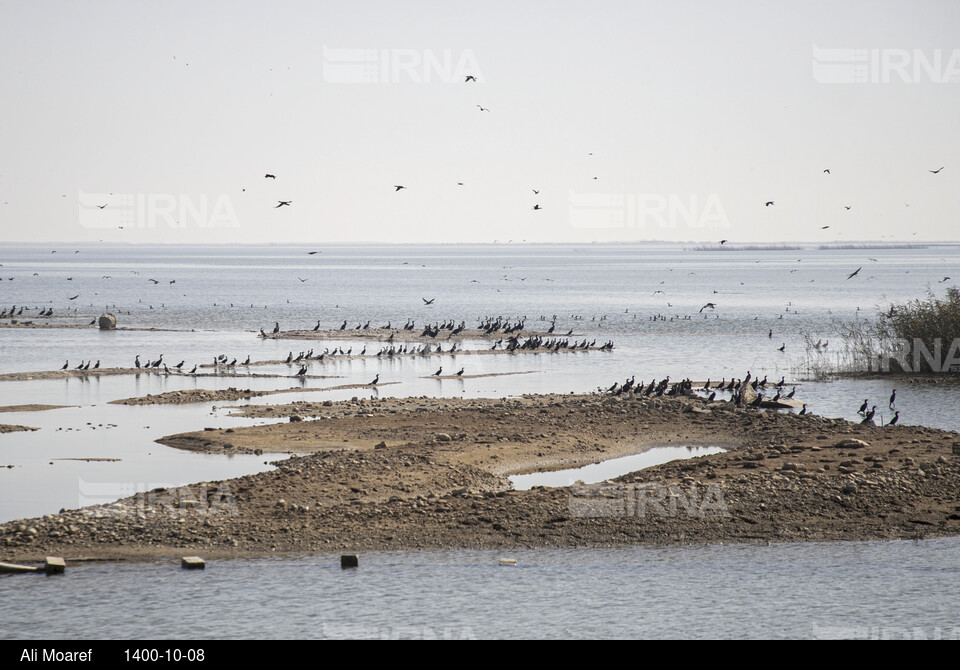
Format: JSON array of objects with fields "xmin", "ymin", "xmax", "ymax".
[{"xmin": 508, "ymin": 446, "xmax": 725, "ymax": 490}]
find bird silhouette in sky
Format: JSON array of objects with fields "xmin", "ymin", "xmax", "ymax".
[
  {"xmin": 929, "ymin": 167, "xmax": 944, "ymax": 174},
  {"xmin": 394, "ymin": 185, "xmax": 406, "ymax": 191},
  {"xmin": 265, "ymin": 174, "xmax": 276, "ymax": 179},
  {"xmin": 847, "ymin": 266, "xmax": 862, "ymax": 280},
  {"xmin": 275, "ymin": 201, "xmax": 292, "ymax": 208}
]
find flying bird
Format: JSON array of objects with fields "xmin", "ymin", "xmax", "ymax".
[
  {"xmin": 719, "ymin": 239, "xmax": 727, "ymax": 245},
  {"xmin": 68, "ymin": 294, "xmax": 79, "ymax": 300},
  {"xmin": 394, "ymin": 185, "xmax": 406, "ymax": 191},
  {"xmin": 422, "ymin": 297, "xmax": 435, "ymax": 305},
  {"xmin": 275, "ymin": 201, "xmax": 292, "ymax": 207},
  {"xmin": 699, "ymin": 303, "xmax": 716, "ymax": 313},
  {"xmin": 765, "ymin": 201, "xmax": 775, "ymax": 207},
  {"xmin": 823, "ymin": 169, "xmax": 830, "ymax": 174},
  {"xmin": 846, "ymin": 266, "xmax": 862, "ymax": 280},
  {"xmin": 929, "ymin": 167, "xmax": 944, "ymax": 174},
  {"xmin": 532, "ymin": 204, "xmax": 542, "ymax": 210},
  {"xmin": 476, "ymin": 105, "xmax": 490, "ymax": 112},
  {"xmin": 265, "ymin": 174, "xmax": 276, "ymax": 179},
  {"xmin": 297, "ymin": 277, "xmax": 308, "ymax": 282},
  {"xmin": 465, "ymin": 75, "xmax": 477, "ymax": 82}
]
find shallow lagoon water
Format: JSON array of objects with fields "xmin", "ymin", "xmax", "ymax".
[
  {"xmin": 2, "ymin": 538, "xmax": 959, "ymax": 640},
  {"xmin": 509, "ymin": 446, "xmax": 726, "ymax": 490}
]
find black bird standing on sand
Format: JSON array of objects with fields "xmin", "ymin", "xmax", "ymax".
[
  {"xmin": 273, "ymin": 322, "xmax": 280, "ymax": 334},
  {"xmin": 799, "ymin": 404, "xmax": 808, "ymax": 415},
  {"xmin": 433, "ymin": 366, "xmax": 443, "ymax": 376},
  {"xmin": 313, "ymin": 320, "xmax": 320, "ymax": 331},
  {"xmin": 61, "ymin": 360, "xmax": 68, "ymax": 370},
  {"xmin": 456, "ymin": 367, "xmax": 464, "ymax": 376},
  {"xmin": 370, "ymin": 374, "xmax": 379, "ymax": 386},
  {"xmin": 861, "ymin": 406, "xmax": 877, "ymax": 424}
]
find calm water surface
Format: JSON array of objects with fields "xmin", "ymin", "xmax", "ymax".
[{"xmin": 2, "ymin": 539, "xmax": 959, "ymax": 640}]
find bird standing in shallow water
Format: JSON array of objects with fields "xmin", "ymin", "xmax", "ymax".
[{"xmin": 889, "ymin": 389, "xmax": 896, "ymax": 410}]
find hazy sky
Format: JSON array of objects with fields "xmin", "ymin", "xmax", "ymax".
[{"xmin": 1, "ymin": 0, "xmax": 958, "ymax": 244}]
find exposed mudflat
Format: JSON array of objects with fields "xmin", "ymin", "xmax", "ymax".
[{"xmin": 2, "ymin": 391, "xmax": 959, "ymax": 562}]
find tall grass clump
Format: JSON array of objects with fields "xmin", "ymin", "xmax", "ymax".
[
  {"xmin": 878, "ymin": 286, "xmax": 960, "ymax": 373},
  {"xmin": 797, "ymin": 286, "xmax": 960, "ymax": 377}
]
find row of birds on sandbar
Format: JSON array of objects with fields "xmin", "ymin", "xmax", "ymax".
[{"xmin": 602, "ymin": 372, "xmax": 904, "ymax": 425}]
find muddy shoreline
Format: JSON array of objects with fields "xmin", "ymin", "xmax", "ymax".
[{"xmin": 2, "ymin": 392, "xmax": 959, "ymax": 563}]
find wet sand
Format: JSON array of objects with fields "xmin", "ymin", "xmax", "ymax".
[
  {"xmin": 2, "ymin": 391, "xmax": 959, "ymax": 562},
  {"xmin": 0, "ymin": 424, "xmax": 39, "ymax": 434},
  {"xmin": 109, "ymin": 382, "xmax": 403, "ymax": 406},
  {"xmin": 0, "ymin": 404, "xmax": 73, "ymax": 412}
]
